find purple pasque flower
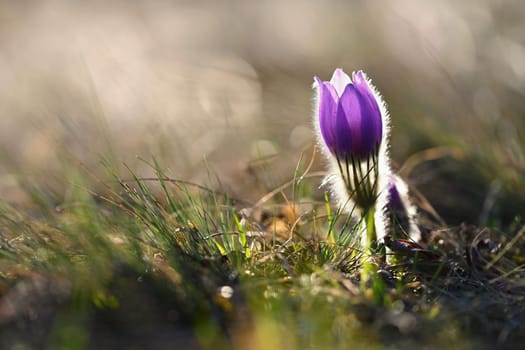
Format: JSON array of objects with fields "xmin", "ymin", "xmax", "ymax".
[
  {"xmin": 315, "ymin": 69, "xmax": 382, "ymax": 159},
  {"xmin": 387, "ymin": 178, "xmax": 404, "ymax": 212},
  {"xmin": 383, "ymin": 175, "xmax": 421, "ymax": 242}
]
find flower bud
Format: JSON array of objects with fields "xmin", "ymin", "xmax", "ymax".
[
  {"xmin": 315, "ymin": 69, "xmax": 382, "ymax": 159},
  {"xmin": 384, "ymin": 175, "xmax": 421, "ymax": 241}
]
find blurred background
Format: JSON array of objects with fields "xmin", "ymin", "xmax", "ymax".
[{"xmin": 1, "ymin": 0, "xmax": 524, "ymax": 225}]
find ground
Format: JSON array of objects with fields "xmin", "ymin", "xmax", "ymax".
[{"xmin": 0, "ymin": 156, "xmax": 524, "ymax": 350}]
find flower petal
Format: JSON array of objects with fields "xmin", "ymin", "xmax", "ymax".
[
  {"xmin": 330, "ymin": 68, "xmax": 352, "ymax": 97},
  {"xmin": 333, "ymin": 115, "xmax": 354, "ymax": 157},
  {"xmin": 352, "ymin": 71, "xmax": 383, "ymax": 143},
  {"xmin": 337, "ymin": 84, "xmax": 378, "ymax": 157},
  {"xmin": 388, "ymin": 178, "xmax": 404, "ymax": 211},
  {"xmin": 315, "ymin": 77, "xmax": 338, "ymax": 153}
]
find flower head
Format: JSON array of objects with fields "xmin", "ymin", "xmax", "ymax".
[
  {"xmin": 383, "ymin": 175, "xmax": 421, "ymax": 242},
  {"xmin": 387, "ymin": 177, "xmax": 404, "ymax": 212},
  {"xmin": 315, "ymin": 69, "xmax": 382, "ymax": 159}
]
